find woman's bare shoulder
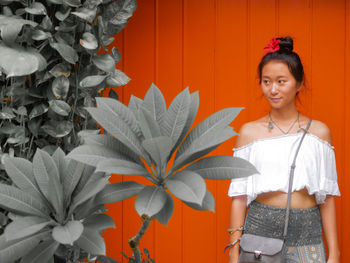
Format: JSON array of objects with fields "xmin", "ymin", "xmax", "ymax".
[
  {"xmin": 235, "ymin": 119, "xmax": 265, "ymax": 148},
  {"xmin": 309, "ymin": 119, "xmax": 333, "ymax": 145}
]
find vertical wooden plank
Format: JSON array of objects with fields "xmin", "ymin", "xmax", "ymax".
[
  {"xmin": 311, "ymin": 0, "xmax": 345, "ymax": 259},
  {"xmin": 103, "ymin": 31, "xmax": 125, "ymax": 262},
  {"xmin": 154, "ymin": 0, "xmax": 183, "ymax": 262},
  {"xmin": 122, "ymin": 0, "xmax": 156, "ymax": 260},
  {"xmin": 215, "ymin": 0, "xmax": 249, "ymax": 262},
  {"xmin": 183, "ymin": 0, "xmax": 216, "ymax": 262},
  {"xmin": 278, "ymin": 0, "xmax": 312, "ymax": 115},
  {"xmin": 249, "ymin": 0, "xmax": 277, "ymax": 121},
  {"xmin": 343, "ymin": 0, "xmax": 350, "ymax": 260}
]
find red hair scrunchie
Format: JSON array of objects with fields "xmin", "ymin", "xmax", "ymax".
[{"xmin": 263, "ymin": 38, "xmax": 281, "ymax": 55}]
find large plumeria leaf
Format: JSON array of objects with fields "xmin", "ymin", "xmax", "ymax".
[
  {"xmin": 135, "ymin": 186, "xmax": 168, "ymax": 217},
  {"xmin": 52, "ymin": 148, "xmax": 68, "ymax": 174},
  {"xmin": 160, "ymin": 88, "xmax": 190, "ymax": 147},
  {"xmin": 83, "ymin": 214, "xmax": 115, "ymax": 230},
  {"xmin": 96, "ymin": 97, "xmax": 141, "ymax": 137},
  {"xmin": 0, "ymin": 231, "xmax": 50, "ymax": 263},
  {"xmin": 86, "ymin": 107, "xmax": 150, "ymax": 164},
  {"xmin": 142, "ymin": 136, "xmax": 172, "ymax": 169},
  {"xmin": 20, "ymin": 239, "xmax": 59, "ymax": 263},
  {"xmin": 166, "ymin": 170, "xmax": 206, "ymax": 205},
  {"xmin": 52, "ymin": 220, "xmax": 84, "ymax": 245},
  {"xmin": 96, "ymin": 158, "xmax": 149, "ymax": 176},
  {"xmin": 33, "ymin": 149, "xmax": 60, "ymax": 201},
  {"xmin": 4, "ymin": 216, "xmax": 51, "ymax": 241},
  {"xmin": 75, "ymin": 228, "xmax": 106, "ymax": 256},
  {"xmin": 128, "ymin": 95, "xmax": 143, "ymax": 117},
  {"xmin": 142, "ymin": 83, "xmax": 166, "ymax": 124},
  {"xmin": 138, "ymin": 106, "xmax": 162, "ymax": 139},
  {"xmin": 153, "ymin": 191, "xmax": 174, "ymax": 226},
  {"xmin": 0, "ymin": 43, "xmax": 46, "ymax": 77},
  {"xmin": 0, "ymin": 184, "xmax": 49, "ymax": 218},
  {"xmin": 95, "ymin": 181, "xmax": 144, "ymax": 205},
  {"xmin": 62, "ymin": 160, "xmax": 85, "ymax": 205},
  {"xmin": 68, "ymin": 144, "xmax": 129, "ymax": 167},
  {"xmin": 183, "ymin": 189, "xmax": 215, "ymax": 212},
  {"xmin": 48, "ymin": 164, "xmax": 64, "ymax": 219},
  {"xmin": 3, "ymin": 157, "xmax": 44, "ymax": 202},
  {"xmin": 184, "ymin": 156, "xmax": 259, "ymax": 179}
]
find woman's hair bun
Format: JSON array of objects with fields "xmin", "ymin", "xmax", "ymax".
[{"xmin": 277, "ymin": 36, "xmax": 293, "ymax": 52}]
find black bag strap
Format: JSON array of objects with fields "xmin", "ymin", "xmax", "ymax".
[{"xmin": 283, "ymin": 118, "xmax": 312, "ymax": 239}]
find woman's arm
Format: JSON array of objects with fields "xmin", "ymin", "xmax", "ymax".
[
  {"xmin": 228, "ymin": 195, "xmax": 247, "ymax": 263},
  {"xmin": 319, "ymin": 196, "xmax": 340, "ymax": 263}
]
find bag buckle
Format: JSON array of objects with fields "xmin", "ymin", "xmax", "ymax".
[{"xmin": 254, "ymin": 250, "xmax": 262, "ymax": 260}]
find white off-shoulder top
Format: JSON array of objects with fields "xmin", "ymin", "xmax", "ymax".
[{"xmin": 227, "ymin": 132, "xmax": 341, "ymax": 206}]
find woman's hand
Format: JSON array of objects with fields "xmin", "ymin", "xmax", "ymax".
[
  {"xmin": 228, "ymin": 247, "xmax": 239, "ymax": 263},
  {"xmin": 327, "ymin": 257, "xmax": 340, "ymax": 263}
]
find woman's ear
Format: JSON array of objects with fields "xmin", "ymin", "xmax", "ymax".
[{"xmin": 296, "ymin": 80, "xmax": 303, "ymax": 92}]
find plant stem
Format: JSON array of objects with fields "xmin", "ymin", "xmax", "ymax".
[{"xmin": 128, "ymin": 215, "xmax": 154, "ymax": 263}]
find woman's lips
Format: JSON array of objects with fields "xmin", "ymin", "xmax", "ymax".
[{"xmin": 270, "ymin": 98, "xmax": 281, "ymax": 103}]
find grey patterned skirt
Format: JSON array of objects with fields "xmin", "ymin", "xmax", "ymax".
[{"xmin": 243, "ymin": 201, "xmax": 326, "ymax": 263}]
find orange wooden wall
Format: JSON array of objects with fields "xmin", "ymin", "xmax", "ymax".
[{"xmin": 103, "ymin": 0, "xmax": 350, "ymax": 262}]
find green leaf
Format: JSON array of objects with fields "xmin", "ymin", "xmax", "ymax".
[
  {"xmin": 67, "ymin": 144, "xmax": 128, "ymax": 167},
  {"xmin": 20, "ymin": 239, "xmax": 59, "ymax": 263},
  {"xmin": 96, "ymin": 158, "xmax": 149, "ymax": 176},
  {"xmin": 33, "ymin": 149, "xmax": 60, "ymax": 202},
  {"xmin": 49, "ymin": 62, "xmax": 70, "ymax": 78},
  {"xmin": 138, "ymin": 107, "xmax": 161, "ymax": 139},
  {"xmin": 49, "ymin": 100, "xmax": 71, "ymax": 116},
  {"xmin": 184, "ymin": 156, "xmax": 259, "ymax": 179},
  {"xmin": 105, "ymin": 69, "xmax": 130, "ymax": 86},
  {"xmin": 96, "ymin": 97, "xmax": 141, "ymax": 138},
  {"xmin": 32, "ymin": 29, "xmax": 51, "ymax": 40},
  {"xmin": 55, "ymin": 7, "xmax": 71, "ymax": 21},
  {"xmin": 72, "ymin": 7, "xmax": 97, "ymax": 23},
  {"xmin": 92, "ymin": 54, "xmax": 115, "ymax": 73},
  {"xmin": 142, "ymin": 136, "xmax": 172, "ymax": 169},
  {"xmin": 75, "ymin": 228, "xmax": 106, "ymax": 255},
  {"xmin": 80, "ymin": 75, "xmax": 107, "ymax": 88},
  {"xmin": 111, "ymin": 47, "xmax": 121, "ymax": 62},
  {"xmin": 25, "ymin": 2, "xmax": 47, "ymax": 15},
  {"xmin": 29, "ymin": 103, "xmax": 49, "ymax": 120},
  {"xmin": 166, "ymin": 170, "xmax": 206, "ymax": 205},
  {"xmin": 95, "ymin": 181, "xmax": 144, "ymax": 205},
  {"xmin": 160, "ymin": 88, "xmax": 190, "ymax": 146},
  {"xmin": 86, "ymin": 107, "xmax": 149, "ymax": 163},
  {"xmin": 0, "ymin": 231, "xmax": 49, "ymax": 262},
  {"xmin": 0, "ymin": 15, "xmax": 37, "ymax": 43},
  {"xmin": 135, "ymin": 186, "xmax": 167, "ymax": 217},
  {"xmin": 143, "ymin": 83, "xmax": 166, "ymax": 125},
  {"xmin": 50, "ymin": 42, "xmax": 78, "ymax": 64},
  {"xmin": 5, "ymin": 216, "xmax": 51, "ymax": 241},
  {"xmin": 41, "ymin": 120, "xmax": 73, "ymax": 138},
  {"xmin": 0, "ymin": 43, "xmax": 46, "ymax": 77},
  {"xmin": 80, "ymin": 32, "xmax": 98, "ymax": 50},
  {"xmin": 48, "ymin": 163, "xmax": 64, "ymax": 218},
  {"xmin": 3, "ymin": 157, "xmax": 44, "ymax": 203},
  {"xmin": 0, "ymin": 184, "xmax": 49, "ymax": 218},
  {"xmin": 63, "ymin": 0, "xmax": 81, "ymax": 7},
  {"xmin": 52, "ymin": 220, "xmax": 84, "ymax": 245},
  {"xmin": 0, "ymin": 107, "xmax": 15, "ymax": 119},
  {"xmin": 52, "ymin": 148, "xmax": 68, "ymax": 179},
  {"xmin": 183, "ymin": 189, "xmax": 215, "ymax": 212},
  {"xmin": 52, "ymin": 76, "xmax": 70, "ymax": 100},
  {"xmin": 62, "ymin": 160, "xmax": 84, "ymax": 205},
  {"xmin": 128, "ymin": 95, "xmax": 143, "ymax": 117},
  {"xmin": 70, "ymin": 176, "xmax": 109, "ymax": 212},
  {"xmin": 154, "ymin": 191, "xmax": 174, "ymax": 226},
  {"xmin": 173, "ymin": 91, "xmax": 199, "ymax": 151},
  {"xmin": 83, "ymin": 214, "xmax": 115, "ymax": 230}
]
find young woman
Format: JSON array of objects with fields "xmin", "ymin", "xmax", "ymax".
[{"xmin": 227, "ymin": 37, "xmax": 341, "ymax": 263}]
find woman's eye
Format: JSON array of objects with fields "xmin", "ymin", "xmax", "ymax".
[
  {"xmin": 279, "ymin": 80, "xmax": 286, "ymax": 84},
  {"xmin": 264, "ymin": 80, "xmax": 270, "ymax": 84}
]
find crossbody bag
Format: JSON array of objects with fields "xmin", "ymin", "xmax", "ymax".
[{"xmin": 238, "ymin": 118, "xmax": 312, "ymax": 263}]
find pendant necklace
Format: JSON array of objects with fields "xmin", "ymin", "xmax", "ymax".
[{"xmin": 268, "ymin": 112, "xmax": 301, "ymax": 134}]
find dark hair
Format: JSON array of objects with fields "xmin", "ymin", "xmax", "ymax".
[{"xmin": 257, "ymin": 37, "xmax": 305, "ymax": 92}]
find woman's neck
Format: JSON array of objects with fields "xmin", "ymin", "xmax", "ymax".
[{"xmin": 269, "ymin": 107, "xmax": 299, "ymax": 124}]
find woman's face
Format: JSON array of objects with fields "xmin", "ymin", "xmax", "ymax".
[{"xmin": 261, "ymin": 60, "xmax": 302, "ymax": 109}]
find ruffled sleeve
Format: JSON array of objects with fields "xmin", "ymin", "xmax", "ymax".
[{"xmin": 227, "ymin": 146, "xmax": 255, "ymax": 198}]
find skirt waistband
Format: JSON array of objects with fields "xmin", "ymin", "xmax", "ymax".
[{"xmin": 244, "ymin": 200, "xmax": 323, "ymax": 246}]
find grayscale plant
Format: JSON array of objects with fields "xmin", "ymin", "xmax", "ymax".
[
  {"xmin": 0, "ymin": 147, "xmax": 139, "ymax": 263},
  {"xmin": 68, "ymin": 83, "xmax": 258, "ymax": 263}
]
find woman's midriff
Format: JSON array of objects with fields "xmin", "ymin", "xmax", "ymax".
[{"xmin": 255, "ymin": 188, "xmax": 317, "ymax": 209}]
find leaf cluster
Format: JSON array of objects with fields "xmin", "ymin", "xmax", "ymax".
[
  {"xmin": 0, "ymin": 147, "xmax": 136, "ymax": 263},
  {"xmin": 69, "ymin": 83, "xmax": 259, "ymax": 226}
]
